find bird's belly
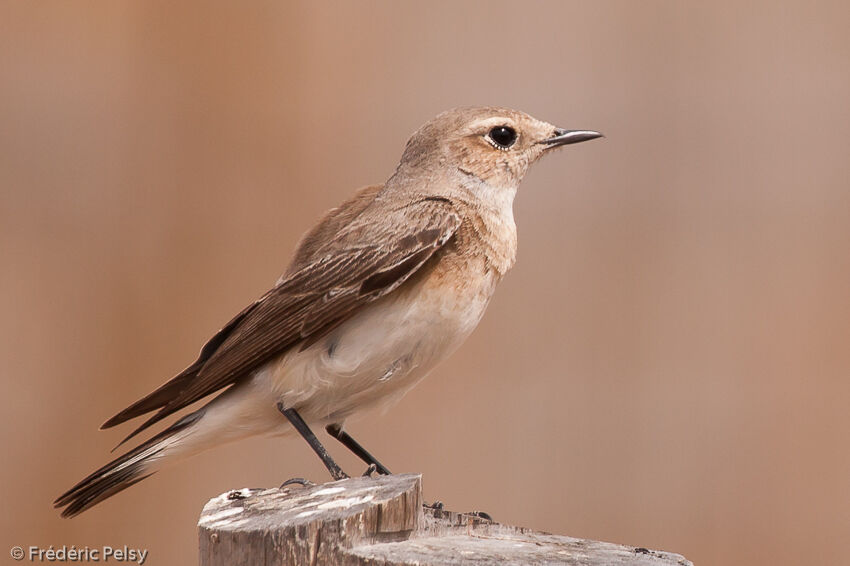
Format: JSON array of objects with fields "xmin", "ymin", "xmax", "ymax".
[{"xmin": 259, "ymin": 266, "xmax": 498, "ymax": 424}]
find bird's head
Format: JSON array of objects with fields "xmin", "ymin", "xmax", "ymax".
[{"xmin": 398, "ymin": 106, "xmax": 602, "ymax": 189}]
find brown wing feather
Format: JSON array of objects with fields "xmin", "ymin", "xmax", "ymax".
[
  {"xmin": 100, "ymin": 300, "xmax": 261, "ymax": 430},
  {"xmin": 111, "ymin": 197, "xmax": 460, "ymax": 443},
  {"xmin": 286, "ymin": 184, "xmax": 383, "ymax": 276}
]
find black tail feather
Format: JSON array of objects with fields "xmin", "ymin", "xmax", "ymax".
[{"xmin": 55, "ymin": 412, "xmax": 200, "ymax": 518}]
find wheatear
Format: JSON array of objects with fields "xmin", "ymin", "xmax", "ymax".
[{"xmin": 55, "ymin": 107, "xmax": 601, "ymax": 517}]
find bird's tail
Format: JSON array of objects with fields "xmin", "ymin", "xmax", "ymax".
[{"xmin": 54, "ymin": 411, "xmax": 203, "ymax": 518}]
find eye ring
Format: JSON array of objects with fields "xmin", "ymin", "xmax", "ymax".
[{"xmin": 486, "ymin": 126, "xmax": 517, "ymax": 150}]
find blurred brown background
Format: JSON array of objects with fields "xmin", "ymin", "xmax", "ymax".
[{"xmin": 2, "ymin": 1, "xmax": 849, "ymax": 564}]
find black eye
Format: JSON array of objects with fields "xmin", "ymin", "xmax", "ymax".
[{"xmin": 487, "ymin": 126, "xmax": 517, "ymax": 149}]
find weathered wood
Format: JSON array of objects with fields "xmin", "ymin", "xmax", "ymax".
[{"xmin": 198, "ymin": 474, "xmax": 691, "ymax": 566}]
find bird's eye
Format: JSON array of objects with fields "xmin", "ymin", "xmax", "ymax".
[{"xmin": 487, "ymin": 126, "xmax": 517, "ymax": 150}]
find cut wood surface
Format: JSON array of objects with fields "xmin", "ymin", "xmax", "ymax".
[{"xmin": 198, "ymin": 474, "xmax": 692, "ymax": 566}]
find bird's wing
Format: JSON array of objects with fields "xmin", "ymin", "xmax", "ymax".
[
  {"xmin": 103, "ymin": 196, "xmax": 460, "ymax": 444},
  {"xmin": 285, "ymin": 184, "xmax": 384, "ymax": 277}
]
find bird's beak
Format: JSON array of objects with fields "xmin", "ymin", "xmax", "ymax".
[{"xmin": 540, "ymin": 129, "xmax": 603, "ymax": 148}]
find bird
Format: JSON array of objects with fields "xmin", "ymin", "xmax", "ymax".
[{"xmin": 54, "ymin": 106, "xmax": 602, "ymax": 518}]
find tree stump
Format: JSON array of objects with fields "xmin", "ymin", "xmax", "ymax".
[{"xmin": 198, "ymin": 474, "xmax": 691, "ymax": 566}]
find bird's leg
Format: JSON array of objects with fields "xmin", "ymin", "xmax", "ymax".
[
  {"xmin": 326, "ymin": 423, "xmax": 392, "ymax": 475},
  {"xmin": 277, "ymin": 403, "xmax": 348, "ymax": 481}
]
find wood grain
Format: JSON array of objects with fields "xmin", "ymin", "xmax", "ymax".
[{"xmin": 198, "ymin": 474, "xmax": 692, "ymax": 566}]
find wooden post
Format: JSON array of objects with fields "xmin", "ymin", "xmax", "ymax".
[{"xmin": 199, "ymin": 474, "xmax": 691, "ymax": 566}]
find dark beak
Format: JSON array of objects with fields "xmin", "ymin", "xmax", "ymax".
[{"xmin": 540, "ymin": 128, "xmax": 603, "ymax": 148}]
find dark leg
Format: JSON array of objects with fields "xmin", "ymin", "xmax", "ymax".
[
  {"xmin": 277, "ymin": 403, "xmax": 348, "ymax": 481},
  {"xmin": 326, "ymin": 423, "xmax": 392, "ymax": 475}
]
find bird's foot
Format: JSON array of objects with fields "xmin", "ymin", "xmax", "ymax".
[
  {"xmin": 361, "ymin": 463, "xmax": 378, "ymax": 477},
  {"xmin": 280, "ymin": 477, "xmax": 316, "ymax": 490},
  {"xmin": 424, "ymin": 500, "xmax": 444, "ymax": 511},
  {"xmin": 330, "ymin": 469, "xmax": 350, "ymax": 481}
]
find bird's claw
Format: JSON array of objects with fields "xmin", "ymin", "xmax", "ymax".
[
  {"xmin": 361, "ymin": 463, "xmax": 378, "ymax": 477},
  {"xmin": 280, "ymin": 477, "xmax": 315, "ymax": 489}
]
